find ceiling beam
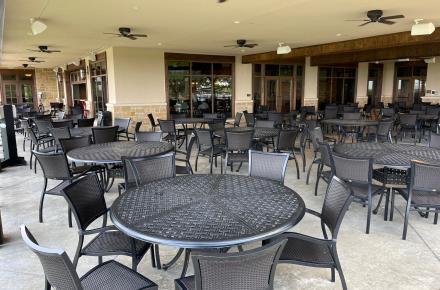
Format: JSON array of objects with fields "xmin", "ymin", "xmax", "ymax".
[
  {"xmin": 242, "ymin": 28, "xmax": 440, "ymax": 64},
  {"xmin": 310, "ymin": 43, "xmax": 440, "ymax": 66}
]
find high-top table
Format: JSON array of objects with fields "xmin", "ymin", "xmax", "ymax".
[
  {"xmin": 111, "ymin": 174, "xmax": 305, "ymax": 249},
  {"xmin": 66, "ymin": 141, "xmax": 174, "ymax": 164}
]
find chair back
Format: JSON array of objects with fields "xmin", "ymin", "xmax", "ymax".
[
  {"xmin": 267, "ymin": 112, "xmax": 283, "ymax": 127},
  {"xmin": 27, "ymin": 127, "xmax": 40, "ymax": 144},
  {"xmin": 429, "ymin": 133, "xmax": 440, "ymax": 149},
  {"xmin": 410, "ymin": 161, "xmax": 440, "ymax": 193},
  {"xmin": 324, "ymin": 106, "xmax": 338, "ymax": 119},
  {"xmin": 248, "ymin": 150, "xmax": 289, "ymax": 184},
  {"xmin": 225, "ymin": 130, "xmax": 254, "ymax": 151},
  {"xmin": 233, "ymin": 112, "xmax": 242, "ymax": 127},
  {"xmin": 20, "ymin": 225, "xmax": 82, "ymax": 290},
  {"xmin": 255, "ymin": 120, "xmax": 275, "ymax": 128},
  {"xmin": 333, "ymin": 154, "xmax": 372, "ymax": 184},
  {"xmin": 427, "ymin": 106, "xmax": 440, "ymax": 116},
  {"xmin": 399, "ymin": 114, "xmax": 417, "ymax": 126},
  {"xmin": 158, "ymin": 119, "xmax": 177, "ymax": 135},
  {"xmin": 52, "ymin": 119, "xmax": 74, "ymax": 128},
  {"xmin": 191, "ymin": 239, "xmax": 287, "ymax": 290},
  {"xmin": 92, "ymin": 126, "xmax": 118, "ymax": 144},
  {"xmin": 289, "ymin": 112, "xmax": 298, "ymax": 127},
  {"xmin": 135, "ymin": 131, "xmax": 162, "ymax": 142},
  {"xmin": 318, "ymin": 141, "xmax": 335, "ymax": 171},
  {"xmin": 33, "ymin": 151, "xmax": 71, "ymax": 180},
  {"xmin": 244, "ymin": 112, "xmax": 255, "ymax": 127},
  {"xmin": 62, "ymin": 174, "xmax": 108, "ymax": 231},
  {"xmin": 34, "ymin": 119, "xmax": 53, "ymax": 135},
  {"xmin": 309, "ymin": 127, "xmax": 324, "ymax": 153},
  {"xmin": 50, "ymin": 127, "xmax": 71, "ymax": 147},
  {"xmin": 380, "ymin": 108, "xmax": 395, "ymax": 118},
  {"xmin": 409, "ymin": 110, "xmax": 425, "ymax": 115},
  {"xmin": 376, "ymin": 119, "xmax": 393, "ymax": 138},
  {"xmin": 343, "ymin": 112, "xmax": 361, "ymax": 120},
  {"xmin": 59, "ymin": 136, "xmax": 91, "ymax": 154},
  {"xmin": 96, "ymin": 111, "xmax": 103, "ymax": 126},
  {"xmin": 208, "ymin": 120, "xmax": 225, "ymax": 137},
  {"xmin": 122, "ymin": 157, "xmax": 138, "ymax": 190},
  {"xmin": 320, "ymin": 176, "xmax": 354, "ymax": 239},
  {"xmin": 67, "ymin": 113, "xmax": 83, "ymax": 123},
  {"xmin": 134, "ymin": 121, "xmax": 142, "ymax": 133},
  {"xmin": 77, "ymin": 118, "xmax": 95, "ymax": 127},
  {"xmin": 203, "ymin": 113, "xmax": 220, "ymax": 119},
  {"xmin": 147, "ymin": 113, "xmax": 157, "ymax": 127},
  {"xmin": 58, "ymin": 111, "xmax": 66, "ymax": 120},
  {"xmin": 276, "ymin": 129, "xmax": 298, "ymax": 151},
  {"xmin": 114, "ymin": 118, "xmax": 130, "ymax": 132},
  {"xmin": 303, "ymin": 119, "xmax": 317, "ymax": 130},
  {"xmin": 195, "ymin": 129, "xmax": 214, "ymax": 150},
  {"xmin": 124, "ymin": 152, "xmax": 176, "ymax": 186}
]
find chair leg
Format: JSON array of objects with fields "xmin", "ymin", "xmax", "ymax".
[
  {"xmin": 331, "ymin": 267, "xmax": 335, "ymax": 282},
  {"xmin": 210, "ymin": 155, "xmax": 213, "ymax": 174},
  {"xmin": 131, "ymin": 256, "xmax": 137, "ymax": 271},
  {"xmin": 333, "ymin": 248, "xmax": 348, "ymax": 290},
  {"xmin": 45, "ymin": 279, "xmax": 51, "ymax": 290},
  {"xmin": 68, "ymin": 208, "xmax": 72, "ymax": 228},
  {"xmin": 434, "ymin": 210, "xmax": 438, "ymax": 225},
  {"xmin": 314, "ymin": 165, "xmax": 322, "ymax": 196},
  {"xmin": 195, "ymin": 154, "xmax": 199, "ymax": 172},
  {"xmin": 162, "ymin": 248, "xmax": 184, "ymax": 270},
  {"xmin": 366, "ymin": 192, "xmax": 372, "ymax": 234},
  {"xmin": 150, "ymin": 246, "xmax": 156, "ymax": 268},
  {"xmin": 389, "ymin": 189, "xmax": 396, "ymax": 221},
  {"xmin": 402, "ymin": 201, "xmax": 411, "ymax": 240},
  {"xmin": 306, "ymin": 158, "xmax": 315, "ymax": 185},
  {"xmin": 180, "ymin": 249, "xmax": 190, "ymax": 278},
  {"xmin": 39, "ymin": 193, "xmax": 45, "ymax": 223},
  {"xmin": 292, "ymin": 154, "xmax": 300, "ymax": 180},
  {"xmin": 154, "ymin": 244, "xmax": 161, "ymax": 270}
]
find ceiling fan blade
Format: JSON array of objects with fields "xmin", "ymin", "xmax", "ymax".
[
  {"xmin": 381, "ymin": 15, "xmax": 404, "ymax": 20},
  {"xmin": 126, "ymin": 35, "xmax": 137, "ymax": 40},
  {"xmin": 34, "ymin": 61, "xmax": 45, "ymax": 63},
  {"xmin": 345, "ymin": 19, "xmax": 370, "ymax": 22},
  {"xmin": 378, "ymin": 19, "xmax": 395, "ymax": 25},
  {"xmin": 130, "ymin": 34, "xmax": 147, "ymax": 37},
  {"xmin": 224, "ymin": 45, "xmax": 238, "ymax": 47},
  {"xmin": 244, "ymin": 44, "xmax": 257, "ymax": 48},
  {"xmin": 46, "ymin": 50, "xmax": 61, "ymax": 53},
  {"xmin": 359, "ymin": 21, "xmax": 372, "ymax": 27},
  {"xmin": 26, "ymin": 49, "xmax": 40, "ymax": 52},
  {"xmin": 103, "ymin": 32, "xmax": 120, "ymax": 36}
]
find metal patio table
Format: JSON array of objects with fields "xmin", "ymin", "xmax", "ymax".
[
  {"xmin": 69, "ymin": 126, "xmax": 125, "ymax": 138},
  {"xmin": 66, "ymin": 141, "xmax": 173, "ymax": 164},
  {"xmin": 173, "ymin": 118, "xmax": 211, "ymax": 125},
  {"xmin": 226, "ymin": 127, "xmax": 280, "ymax": 139},
  {"xmin": 321, "ymin": 119, "xmax": 379, "ymax": 142},
  {"xmin": 110, "ymin": 174, "xmax": 305, "ymax": 249}
]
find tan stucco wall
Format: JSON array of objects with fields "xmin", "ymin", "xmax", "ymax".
[
  {"xmin": 303, "ymin": 57, "xmax": 318, "ymax": 108},
  {"xmin": 356, "ymin": 62, "xmax": 369, "ymax": 107},
  {"xmin": 381, "ymin": 61, "xmax": 395, "ymax": 105},
  {"xmin": 34, "ymin": 68, "xmax": 59, "ymax": 111},
  {"xmin": 234, "ymin": 56, "xmax": 253, "ymax": 113}
]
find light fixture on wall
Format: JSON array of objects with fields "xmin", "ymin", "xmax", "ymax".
[
  {"xmin": 30, "ymin": 18, "xmax": 47, "ymax": 35},
  {"xmin": 277, "ymin": 42, "xmax": 291, "ymax": 55},
  {"xmin": 411, "ymin": 19, "xmax": 435, "ymax": 36}
]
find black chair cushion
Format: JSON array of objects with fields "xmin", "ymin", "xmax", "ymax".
[{"xmin": 279, "ymin": 237, "xmax": 333, "ymax": 266}]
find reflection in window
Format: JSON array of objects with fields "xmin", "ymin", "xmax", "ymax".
[
  {"xmin": 169, "ymin": 75, "xmax": 190, "ymax": 117},
  {"xmin": 192, "ymin": 76, "xmax": 212, "ymax": 117},
  {"xmin": 214, "ymin": 77, "xmax": 232, "ymax": 118},
  {"xmin": 318, "ymin": 67, "xmax": 357, "ymax": 108},
  {"xmin": 21, "ymin": 84, "xmax": 33, "ymax": 104}
]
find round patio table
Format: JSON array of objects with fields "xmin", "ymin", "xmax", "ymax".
[
  {"xmin": 66, "ymin": 141, "xmax": 173, "ymax": 164},
  {"xmin": 173, "ymin": 118, "xmax": 210, "ymax": 125},
  {"xmin": 69, "ymin": 127, "xmax": 93, "ymax": 137},
  {"xmin": 333, "ymin": 143, "xmax": 440, "ymax": 168},
  {"xmin": 321, "ymin": 119, "xmax": 379, "ymax": 127},
  {"xmin": 110, "ymin": 174, "xmax": 305, "ymax": 249},
  {"xmin": 226, "ymin": 127, "xmax": 280, "ymax": 139}
]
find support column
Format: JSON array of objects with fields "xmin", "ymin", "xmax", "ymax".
[
  {"xmin": 235, "ymin": 55, "xmax": 253, "ymax": 113},
  {"xmin": 303, "ymin": 56, "xmax": 318, "ymax": 109},
  {"xmin": 356, "ymin": 62, "xmax": 369, "ymax": 108},
  {"xmin": 381, "ymin": 61, "xmax": 395, "ymax": 105},
  {"xmin": 423, "ymin": 59, "xmax": 440, "ymax": 104}
]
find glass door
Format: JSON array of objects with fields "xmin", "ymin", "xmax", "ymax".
[
  {"xmin": 413, "ymin": 78, "xmax": 425, "ymax": 105},
  {"xmin": 21, "ymin": 83, "xmax": 34, "ymax": 105},
  {"xmin": 3, "ymin": 83, "xmax": 18, "ymax": 104},
  {"xmin": 279, "ymin": 78, "xmax": 292, "ymax": 113},
  {"xmin": 396, "ymin": 78, "xmax": 412, "ymax": 107},
  {"xmin": 191, "ymin": 76, "xmax": 212, "ymax": 117},
  {"xmin": 91, "ymin": 76, "xmax": 107, "ymax": 112},
  {"xmin": 265, "ymin": 78, "xmax": 278, "ymax": 111},
  {"xmin": 214, "ymin": 76, "xmax": 232, "ymax": 118}
]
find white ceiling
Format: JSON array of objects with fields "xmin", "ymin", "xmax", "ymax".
[{"xmin": 2, "ymin": 0, "xmax": 440, "ymax": 68}]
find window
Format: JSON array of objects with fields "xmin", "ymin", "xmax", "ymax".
[
  {"xmin": 166, "ymin": 59, "xmax": 233, "ymax": 118},
  {"xmin": 318, "ymin": 67, "xmax": 357, "ymax": 108}
]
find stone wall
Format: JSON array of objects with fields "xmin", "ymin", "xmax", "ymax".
[
  {"xmin": 303, "ymin": 98, "xmax": 318, "ymax": 108},
  {"xmin": 34, "ymin": 68, "xmax": 59, "ymax": 111},
  {"xmin": 107, "ymin": 103, "xmax": 167, "ymax": 132},
  {"xmin": 235, "ymin": 100, "xmax": 254, "ymax": 113}
]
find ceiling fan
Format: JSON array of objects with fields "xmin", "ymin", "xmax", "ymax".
[
  {"xmin": 346, "ymin": 10, "xmax": 404, "ymax": 26},
  {"xmin": 224, "ymin": 39, "xmax": 258, "ymax": 48},
  {"xmin": 20, "ymin": 57, "xmax": 45, "ymax": 63},
  {"xmin": 104, "ymin": 27, "xmax": 147, "ymax": 40},
  {"xmin": 27, "ymin": 45, "xmax": 61, "ymax": 53}
]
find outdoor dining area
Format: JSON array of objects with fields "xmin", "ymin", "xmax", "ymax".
[{"xmin": 1, "ymin": 100, "xmax": 439, "ymax": 289}]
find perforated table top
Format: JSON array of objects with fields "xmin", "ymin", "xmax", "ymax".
[
  {"xmin": 333, "ymin": 143, "xmax": 440, "ymax": 168},
  {"xmin": 111, "ymin": 174, "xmax": 305, "ymax": 248},
  {"xmin": 226, "ymin": 127, "xmax": 280, "ymax": 139},
  {"xmin": 321, "ymin": 119, "xmax": 379, "ymax": 127},
  {"xmin": 66, "ymin": 141, "xmax": 173, "ymax": 164}
]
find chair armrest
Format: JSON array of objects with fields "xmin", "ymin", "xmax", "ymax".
[
  {"xmin": 305, "ymin": 208, "xmax": 322, "ymax": 218},
  {"xmin": 81, "ymin": 225, "xmax": 117, "ymax": 235},
  {"xmin": 279, "ymin": 231, "xmax": 334, "ymax": 245}
]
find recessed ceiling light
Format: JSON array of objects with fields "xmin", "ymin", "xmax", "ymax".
[
  {"xmin": 240, "ymin": 49, "xmax": 245, "ymax": 52},
  {"xmin": 233, "ymin": 20, "xmax": 240, "ymax": 24},
  {"xmin": 157, "ymin": 42, "xmax": 162, "ymax": 46},
  {"xmin": 132, "ymin": 5, "xmax": 139, "ymax": 10},
  {"xmin": 336, "ymin": 33, "xmax": 342, "ymax": 37}
]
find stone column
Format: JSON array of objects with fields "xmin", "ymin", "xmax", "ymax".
[
  {"xmin": 356, "ymin": 62, "xmax": 369, "ymax": 108},
  {"xmin": 34, "ymin": 68, "xmax": 60, "ymax": 112},
  {"xmin": 381, "ymin": 61, "xmax": 395, "ymax": 105},
  {"xmin": 303, "ymin": 57, "xmax": 318, "ymax": 108},
  {"xmin": 235, "ymin": 55, "xmax": 253, "ymax": 113}
]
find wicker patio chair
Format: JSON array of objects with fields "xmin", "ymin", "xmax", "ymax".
[
  {"xmin": 33, "ymin": 151, "xmax": 90, "ymax": 227},
  {"xmin": 135, "ymin": 131, "xmax": 162, "ymax": 142},
  {"xmin": 274, "ymin": 129, "xmax": 301, "ymax": 179},
  {"xmin": 27, "ymin": 127, "xmax": 56, "ymax": 173},
  {"xmin": 159, "ymin": 119, "xmax": 186, "ymax": 150},
  {"xmin": 92, "ymin": 126, "xmax": 118, "ymax": 144},
  {"xmin": 51, "ymin": 119, "xmax": 74, "ymax": 129},
  {"xmin": 274, "ymin": 176, "xmax": 353, "ymax": 290},
  {"xmin": 268, "ymin": 111, "xmax": 283, "ymax": 128},
  {"xmin": 244, "ymin": 112, "xmax": 255, "ymax": 127},
  {"xmin": 34, "ymin": 119, "xmax": 53, "ymax": 137},
  {"xmin": 114, "ymin": 117, "xmax": 131, "ymax": 140},
  {"xmin": 20, "ymin": 225, "xmax": 158, "ymax": 290},
  {"xmin": 147, "ymin": 113, "xmax": 160, "ymax": 131},
  {"xmin": 368, "ymin": 118, "xmax": 394, "ymax": 143},
  {"xmin": 429, "ymin": 133, "xmax": 440, "ymax": 149},
  {"xmin": 248, "ymin": 150, "xmax": 289, "ymax": 184},
  {"xmin": 77, "ymin": 118, "xmax": 95, "ymax": 127},
  {"xmin": 333, "ymin": 154, "xmax": 383, "ymax": 234},
  {"xmin": 176, "ymin": 136, "xmax": 196, "ymax": 175},
  {"xmin": 62, "ymin": 173, "xmax": 152, "ymax": 270},
  {"xmin": 306, "ymin": 126, "xmax": 325, "ymax": 185},
  {"xmin": 397, "ymin": 161, "xmax": 440, "ymax": 240},
  {"xmin": 397, "ymin": 114, "xmax": 418, "ymax": 144},
  {"xmin": 314, "ymin": 141, "xmax": 335, "ymax": 196},
  {"xmin": 50, "ymin": 127, "xmax": 71, "ymax": 152},
  {"xmin": 226, "ymin": 112, "xmax": 242, "ymax": 127},
  {"xmin": 194, "ymin": 129, "xmax": 223, "ymax": 174},
  {"xmin": 224, "ymin": 129, "xmax": 254, "ymax": 173},
  {"xmin": 175, "ymin": 239, "xmax": 287, "ymax": 290}
]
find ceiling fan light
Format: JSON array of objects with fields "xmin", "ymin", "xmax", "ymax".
[
  {"xmin": 411, "ymin": 22, "xmax": 435, "ymax": 36},
  {"xmin": 30, "ymin": 18, "xmax": 47, "ymax": 35},
  {"xmin": 277, "ymin": 44, "xmax": 291, "ymax": 55}
]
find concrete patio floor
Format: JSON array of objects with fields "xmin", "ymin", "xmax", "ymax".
[{"xmin": 1, "ymin": 134, "xmax": 439, "ymax": 290}]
